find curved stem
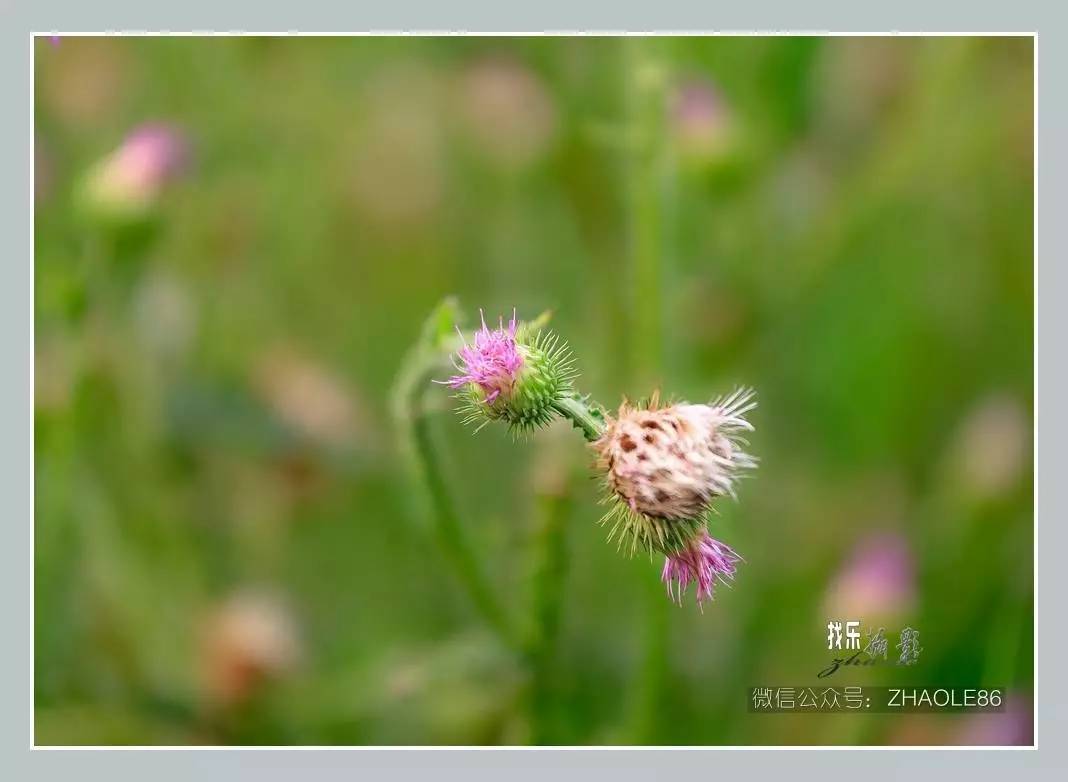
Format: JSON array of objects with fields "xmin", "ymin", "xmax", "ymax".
[
  {"xmin": 393, "ymin": 300, "xmax": 521, "ymax": 651},
  {"xmin": 410, "ymin": 414, "xmax": 518, "ymax": 648},
  {"xmin": 550, "ymin": 395, "xmax": 606, "ymax": 442}
]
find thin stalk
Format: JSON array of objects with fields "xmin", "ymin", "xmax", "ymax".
[
  {"xmin": 409, "ymin": 413, "xmax": 518, "ymax": 647},
  {"xmin": 626, "ymin": 38, "xmax": 670, "ymax": 391},
  {"xmin": 520, "ymin": 484, "xmax": 572, "ymax": 744},
  {"xmin": 551, "ymin": 395, "xmax": 606, "ymax": 442},
  {"xmin": 622, "ymin": 36, "xmax": 674, "ymax": 744}
]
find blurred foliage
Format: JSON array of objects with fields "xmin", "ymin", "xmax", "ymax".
[{"xmin": 34, "ymin": 35, "xmax": 1033, "ymax": 745}]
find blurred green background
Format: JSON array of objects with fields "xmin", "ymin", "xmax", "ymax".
[{"xmin": 33, "ymin": 35, "xmax": 1033, "ymax": 745}]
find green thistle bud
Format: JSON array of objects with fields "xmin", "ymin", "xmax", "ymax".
[{"xmin": 442, "ymin": 311, "xmax": 577, "ymax": 436}]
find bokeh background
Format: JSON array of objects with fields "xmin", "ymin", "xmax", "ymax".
[{"xmin": 34, "ymin": 35, "xmax": 1033, "ymax": 745}]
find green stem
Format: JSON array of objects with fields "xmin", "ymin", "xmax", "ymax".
[
  {"xmin": 550, "ymin": 395, "xmax": 606, "ymax": 442},
  {"xmin": 521, "ymin": 484, "xmax": 572, "ymax": 743},
  {"xmin": 625, "ymin": 37, "xmax": 670, "ymax": 390},
  {"xmin": 622, "ymin": 36, "xmax": 674, "ymax": 744},
  {"xmin": 410, "ymin": 414, "xmax": 518, "ymax": 648}
]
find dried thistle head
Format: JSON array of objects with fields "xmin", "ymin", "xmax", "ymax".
[{"xmin": 593, "ymin": 387, "xmax": 757, "ymax": 556}]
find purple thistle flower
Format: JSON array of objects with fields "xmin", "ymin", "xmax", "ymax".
[
  {"xmin": 445, "ymin": 309, "xmax": 523, "ymax": 405},
  {"xmin": 662, "ymin": 530, "xmax": 742, "ymax": 607}
]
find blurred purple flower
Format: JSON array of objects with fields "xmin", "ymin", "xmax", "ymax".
[
  {"xmin": 662, "ymin": 531, "xmax": 742, "ymax": 607},
  {"xmin": 443, "ymin": 309, "xmax": 523, "ymax": 405},
  {"xmin": 826, "ymin": 531, "xmax": 915, "ymax": 620},
  {"xmin": 671, "ymin": 78, "xmax": 734, "ymax": 161},
  {"xmin": 957, "ymin": 693, "xmax": 1033, "ymax": 746}
]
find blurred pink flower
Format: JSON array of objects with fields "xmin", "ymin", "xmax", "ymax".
[
  {"xmin": 825, "ymin": 531, "xmax": 916, "ymax": 621},
  {"xmin": 671, "ymin": 78, "xmax": 735, "ymax": 162},
  {"xmin": 458, "ymin": 56, "xmax": 557, "ymax": 170},
  {"xmin": 956, "ymin": 693, "xmax": 1033, "ymax": 746},
  {"xmin": 199, "ymin": 591, "xmax": 301, "ymax": 709},
  {"xmin": 81, "ymin": 123, "xmax": 190, "ymax": 220}
]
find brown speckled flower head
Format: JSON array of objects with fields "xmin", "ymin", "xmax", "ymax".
[{"xmin": 594, "ymin": 388, "xmax": 756, "ymax": 556}]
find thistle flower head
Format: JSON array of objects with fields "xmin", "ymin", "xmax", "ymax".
[
  {"xmin": 594, "ymin": 387, "xmax": 756, "ymax": 556},
  {"xmin": 662, "ymin": 530, "xmax": 742, "ymax": 607},
  {"xmin": 442, "ymin": 309, "xmax": 577, "ymax": 435},
  {"xmin": 446, "ymin": 309, "xmax": 523, "ymax": 404}
]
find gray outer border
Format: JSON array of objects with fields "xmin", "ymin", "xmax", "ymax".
[{"xmin": 5, "ymin": 0, "xmax": 1062, "ymax": 778}]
